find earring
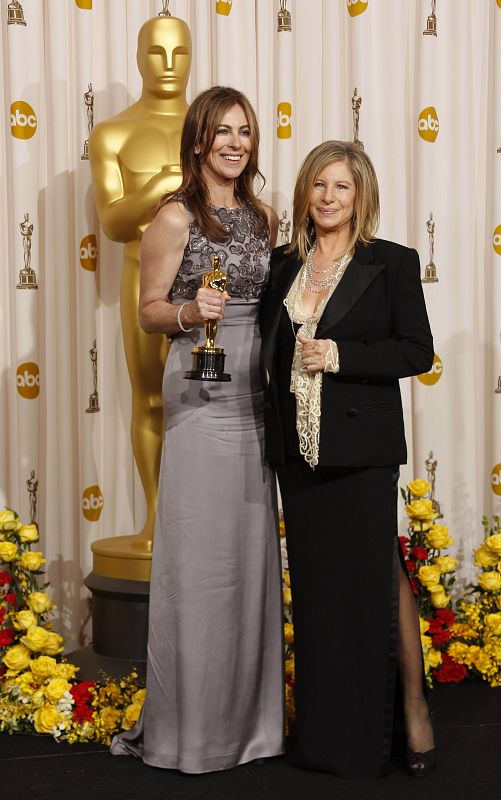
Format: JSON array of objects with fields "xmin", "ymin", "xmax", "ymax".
[{"xmin": 194, "ymin": 147, "xmax": 201, "ymax": 156}]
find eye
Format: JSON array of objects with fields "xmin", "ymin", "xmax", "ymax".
[
  {"xmin": 216, "ymin": 127, "xmax": 230, "ymax": 135},
  {"xmin": 240, "ymin": 128, "xmax": 251, "ymax": 137},
  {"xmin": 337, "ymin": 184, "xmax": 348, "ymax": 190},
  {"xmin": 313, "ymin": 181, "xmax": 324, "ymax": 189}
]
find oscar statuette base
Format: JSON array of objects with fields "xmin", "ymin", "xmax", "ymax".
[
  {"xmin": 66, "ymin": 572, "xmax": 149, "ymax": 682},
  {"xmin": 184, "ymin": 347, "xmax": 231, "ymax": 382}
]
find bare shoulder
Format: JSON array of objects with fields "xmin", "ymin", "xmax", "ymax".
[{"xmin": 142, "ymin": 201, "xmax": 190, "ymax": 255}]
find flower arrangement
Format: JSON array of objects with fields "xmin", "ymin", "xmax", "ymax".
[
  {"xmin": 399, "ymin": 479, "xmax": 466, "ymax": 685},
  {"xmin": 0, "ymin": 508, "xmax": 144, "ymax": 743},
  {"xmin": 445, "ymin": 516, "xmax": 501, "ymax": 687}
]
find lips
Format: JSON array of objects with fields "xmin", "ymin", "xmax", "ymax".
[{"xmin": 221, "ymin": 154, "xmax": 242, "ymax": 161}]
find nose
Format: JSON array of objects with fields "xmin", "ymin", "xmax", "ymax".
[
  {"xmin": 228, "ymin": 130, "xmax": 241, "ymax": 149},
  {"xmin": 322, "ymin": 184, "xmax": 335, "ymax": 204}
]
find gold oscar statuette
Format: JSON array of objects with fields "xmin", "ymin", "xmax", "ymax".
[
  {"xmin": 184, "ymin": 256, "xmax": 231, "ymax": 382},
  {"xmin": 17, "ymin": 213, "xmax": 38, "ymax": 289},
  {"xmin": 81, "ymin": 83, "xmax": 94, "ymax": 160},
  {"xmin": 352, "ymin": 88, "xmax": 364, "ymax": 150},
  {"xmin": 88, "ymin": 13, "xmax": 192, "ymax": 580},
  {"xmin": 278, "ymin": 210, "xmax": 291, "ymax": 245},
  {"xmin": 86, "ymin": 339, "xmax": 100, "ymax": 413},
  {"xmin": 422, "ymin": 212, "xmax": 438, "ymax": 283}
]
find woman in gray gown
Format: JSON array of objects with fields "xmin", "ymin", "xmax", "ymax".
[{"xmin": 111, "ymin": 86, "xmax": 284, "ymax": 773}]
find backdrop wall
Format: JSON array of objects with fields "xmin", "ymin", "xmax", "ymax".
[{"xmin": 1, "ymin": 0, "xmax": 500, "ymax": 649}]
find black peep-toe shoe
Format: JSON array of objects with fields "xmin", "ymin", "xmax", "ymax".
[{"xmin": 405, "ymin": 746, "xmax": 437, "ymax": 778}]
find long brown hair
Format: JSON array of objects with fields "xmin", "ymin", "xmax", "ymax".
[
  {"xmin": 288, "ymin": 140, "xmax": 380, "ymax": 262},
  {"xmin": 159, "ymin": 86, "xmax": 268, "ymax": 242}
]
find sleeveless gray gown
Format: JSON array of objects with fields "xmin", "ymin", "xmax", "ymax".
[{"xmin": 111, "ymin": 204, "xmax": 284, "ymax": 773}]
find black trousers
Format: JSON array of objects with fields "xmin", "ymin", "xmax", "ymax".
[{"xmin": 277, "ymin": 459, "xmax": 401, "ymax": 778}]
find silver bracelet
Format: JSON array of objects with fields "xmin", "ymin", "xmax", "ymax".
[{"xmin": 177, "ymin": 302, "xmax": 193, "ymax": 333}]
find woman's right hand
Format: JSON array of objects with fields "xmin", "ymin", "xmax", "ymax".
[{"xmin": 182, "ymin": 288, "xmax": 231, "ymax": 327}]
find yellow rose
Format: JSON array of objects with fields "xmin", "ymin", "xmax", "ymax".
[
  {"xmin": 29, "ymin": 656, "xmax": 58, "ymax": 682},
  {"xmin": 0, "ymin": 509, "xmax": 16, "ymax": 525},
  {"xmin": 2, "ymin": 518, "xmax": 22, "ymax": 532},
  {"xmin": 53, "ymin": 662, "xmax": 78, "ymax": 680},
  {"xmin": 434, "ymin": 556, "xmax": 458, "ymax": 574},
  {"xmin": 426, "ymin": 524, "xmax": 454, "ymax": 550},
  {"xmin": 44, "ymin": 678, "xmax": 72, "ymax": 703},
  {"xmin": 122, "ymin": 702, "xmax": 142, "ymax": 731},
  {"xmin": 417, "ymin": 565, "xmax": 441, "ymax": 588},
  {"xmin": 27, "ymin": 592, "xmax": 53, "ymax": 614},
  {"xmin": 474, "ymin": 545, "xmax": 499, "ymax": 568},
  {"xmin": 132, "ymin": 688, "xmax": 146, "ymax": 705},
  {"xmin": 33, "ymin": 704, "xmax": 63, "ymax": 734},
  {"xmin": 421, "ymin": 634, "xmax": 432, "ymax": 650},
  {"xmin": 40, "ymin": 631, "xmax": 64, "ymax": 656},
  {"xmin": 407, "ymin": 479, "xmax": 431, "ymax": 498},
  {"xmin": 18, "ymin": 524, "xmax": 39, "ymax": 543},
  {"xmin": 410, "ymin": 519, "xmax": 433, "ymax": 533},
  {"xmin": 285, "ymin": 656, "xmax": 295, "ymax": 677},
  {"xmin": 284, "ymin": 622, "xmax": 294, "ymax": 644},
  {"xmin": 478, "ymin": 571, "xmax": 501, "ymax": 592},
  {"xmin": 485, "ymin": 534, "xmax": 501, "ymax": 556},
  {"xmin": 429, "ymin": 585, "xmax": 451, "ymax": 608},
  {"xmin": 0, "ymin": 541, "xmax": 18, "ymax": 562},
  {"xmin": 283, "ymin": 587, "xmax": 292, "ymax": 606},
  {"xmin": 21, "ymin": 625, "xmax": 50, "ymax": 652},
  {"xmin": 19, "ymin": 551, "xmax": 46, "ymax": 572},
  {"xmin": 2, "ymin": 644, "xmax": 31, "ymax": 672},
  {"xmin": 13, "ymin": 609, "xmax": 37, "ymax": 630},
  {"xmin": 428, "ymin": 649, "xmax": 442, "ymax": 668},
  {"xmin": 419, "ymin": 617, "xmax": 430, "ymax": 634},
  {"xmin": 405, "ymin": 500, "xmax": 437, "ymax": 521},
  {"xmin": 485, "ymin": 613, "xmax": 501, "ymax": 636},
  {"xmin": 100, "ymin": 706, "xmax": 122, "ymax": 733}
]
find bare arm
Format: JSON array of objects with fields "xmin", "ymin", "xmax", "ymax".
[
  {"xmin": 89, "ymin": 124, "xmax": 183, "ymax": 243},
  {"xmin": 138, "ymin": 203, "xmax": 230, "ymax": 338}
]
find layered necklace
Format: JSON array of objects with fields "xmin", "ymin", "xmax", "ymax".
[{"xmin": 305, "ymin": 242, "xmax": 351, "ymax": 294}]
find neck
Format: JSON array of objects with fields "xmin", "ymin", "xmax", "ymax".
[
  {"xmin": 206, "ymin": 177, "xmax": 239, "ymax": 209},
  {"xmin": 138, "ymin": 90, "xmax": 189, "ymax": 115},
  {"xmin": 314, "ymin": 229, "xmax": 351, "ymax": 262}
]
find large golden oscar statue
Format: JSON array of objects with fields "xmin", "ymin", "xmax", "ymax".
[{"xmin": 89, "ymin": 12, "xmax": 192, "ymax": 582}]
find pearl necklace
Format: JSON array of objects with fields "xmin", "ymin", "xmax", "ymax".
[{"xmin": 305, "ymin": 243, "xmax": 351, "ymax": 294}]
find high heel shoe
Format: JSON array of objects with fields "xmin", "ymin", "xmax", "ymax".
[{"xmin": 405, "ymin": 746, "xmax": 437, "ymax": 778}]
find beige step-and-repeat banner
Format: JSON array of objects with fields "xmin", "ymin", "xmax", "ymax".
[{"xmin": 1, "ymin": 0, "xmax": 500, "ymax": 648}]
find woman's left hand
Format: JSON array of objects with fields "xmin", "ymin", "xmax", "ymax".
[{"xmin": 297, "ymin": 334, "xmax": 330, "ymax": 373}]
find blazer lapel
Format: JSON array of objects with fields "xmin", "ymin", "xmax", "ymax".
[{"xmin": 316, "ymin": 243, "xmax": 386, "ymax": 338}]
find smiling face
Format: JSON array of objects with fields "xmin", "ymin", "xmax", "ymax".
[
  {"xmin": 199, "ymin": 104, "xmax": 252, "ymax": 188},
  {"xmin": 308, "ymin": 160, "xmax": 356, "ymax": 239}
]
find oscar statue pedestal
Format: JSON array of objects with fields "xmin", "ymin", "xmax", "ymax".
[{"xmin": 67, "ymin": 535, "xmax": 152, "ymax": 681}]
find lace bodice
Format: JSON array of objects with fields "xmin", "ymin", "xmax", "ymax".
[{"xmin": 169, "ymin": 203, "xmax": 270, "ymax": 302}]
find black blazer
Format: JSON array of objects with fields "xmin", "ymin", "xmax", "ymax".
[{"xmin": 259, "ymin": 239, "xmax": 434, "ymax": 468}]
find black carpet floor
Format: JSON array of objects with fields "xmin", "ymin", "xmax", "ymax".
[{"xmin": 2, "ymin": 681, "xmax": 500, "ymax": 800}]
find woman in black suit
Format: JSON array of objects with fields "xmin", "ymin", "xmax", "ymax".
[{"xmin": 260, "ymin": 141, "xmax": 435, "ymax": 779}]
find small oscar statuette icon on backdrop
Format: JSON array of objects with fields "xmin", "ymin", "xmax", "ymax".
[
  {"xmin": 7, "ymin": 1, "xmax": 26, "ymax": 26},
  {"xmin": 277, "ymin": 0, "xmax": 292, "ymax": 32},
  {"xmin": 352, "ymin": 88, "xmax": 363, "ymax": 150},
  {"xmin": 279, "ymin": 210, "xmax": 291, "ymax": 245},
  {"xmin": 184, "ymin": 255, "xmax": 231, "ymax": 382},
  {"xmin": 86, "ymin": 339, "xmax": 100, "ymax": 412},
  {"xmin": 425, "ymin": 450, "xmax": 443, "ymax": 518},
  {"xmin": 26, "ymin": 470, "xmax": 38, "ymax": 525},
  {"xmin": 81, "ymin": 83, "xmax": 94, "ymax": 160},
  {"xmin": 17, "ymin": 213, "xmax": 38, "ymax": 289},
  {"xmin": 423, "ymin": 0, "xmax": 437, "ymax": 37},
  {"xmin": 422, "ymin": 212, "xmax": 438, "ymax": 283}
]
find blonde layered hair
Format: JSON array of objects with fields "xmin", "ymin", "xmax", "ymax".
[{"xmin": 288, "ymin": 141, "xmax": 380, "ymax": 262}]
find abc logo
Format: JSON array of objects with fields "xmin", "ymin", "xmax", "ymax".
[
  {"xmin": 417, "ymin": 353, "xmax": 443, "ymax": 386},
  {"xmin": 492, "ymin": 464, "xmax": 501, "ymax": 497},
  {"xmin": 80, "ymin": 234, "xmax": 98, "ymax": 271},
  {"xmin": 347, "ymin": 0, "xmax": 368, "ymax": 17},
  {"xmin": 493, "ymin": 224, "xmax": 501, "ymax": 256},
  {"xmin": 16, "ymin": 362, "xmax": 40, "ymax": 399},
  {"xmin": 75, "ymin": 0, "xmax": 92, "ymax": 8},
  {"xmin": 216, "ymin": 0, "xmax": 232, "ymax": 15},
  {"xmin": 418, "ymin": 106, "xmax": 439, "ymax": 142},
  {"xmin": 82, "ymin": 485, "xmax": 104, "ymax": 521},
  {"xmin": 10, "ymin": 101, "xmax": 37, "ymax": 140},
  {"xmin": 277, "ymin": 102, "xmax": 292, "ymax": 140}
]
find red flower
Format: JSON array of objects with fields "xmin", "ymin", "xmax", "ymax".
[
  {"xmin": 0, "ymin": 571, "xmax": 12, "ymax": 586},
  {"xmin": 406, "ymin": 560, "xmax": 417, "ymax": 574},
  {"xmin": 433, "ymin": 653, "xmax": 467, "ymax": 683},
  {"xmin": 71, "ymin": 680, "xmax": 96, "ymax": 706},
  {"xmin": 410, "ymin": 577, "xmax": 419, "ymax": 596},
  {"xmin": 436, "ymin": 609, "xmax": 455, "ymax": 626},
  {"xmin": 411, "ymin": 547, "xmax": 429, "ymax": 561},
  {"xmin": 399, "ymin": 536, "xmax": 410, "ymax": 558},
  {"xmin": 0, "ymin": 628, "xmax": 15, "ymax": 646},
  {"xmin": 72, "ymin": 704, "xmax": 94, "ymax": 723},
  {"xmin": 5, "ymin": 593, "xmax": 17, "ymax": 608},
  {"xmin": 0, "ymin": 666, "xmax": 6, "ymax": 678},
  {"xmin": 0, "ymin": 607, "xmax": 5, "ymax": 623}
]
